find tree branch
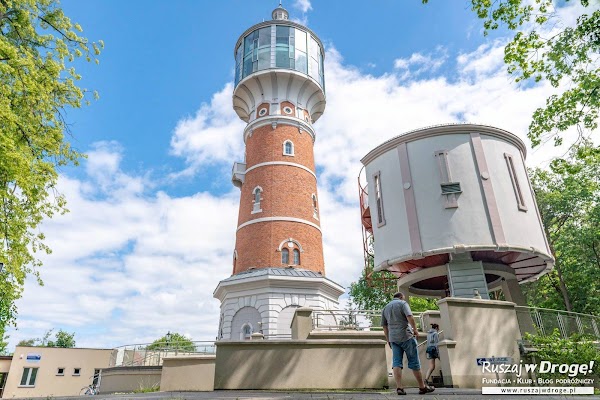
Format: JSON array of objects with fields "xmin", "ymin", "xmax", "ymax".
[{"xmin": 38, "ymin": 16, "xmax": 85, "ymax": 45}]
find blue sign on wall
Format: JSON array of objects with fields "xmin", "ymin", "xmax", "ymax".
[
  {"xmin": 477, "ymin": 357, "xmax": 512, "ymax": 366},
  {"xmin": 26, "ymin": 354, "xmax": 41, "ymax": 363}
]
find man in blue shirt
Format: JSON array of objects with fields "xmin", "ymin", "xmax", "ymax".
[{"xmin": 381, "ymin": 292, "xmax": 434, "ymax": 395}]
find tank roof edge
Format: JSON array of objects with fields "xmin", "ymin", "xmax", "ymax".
[{"xmin": 360, "ymin": 123, "xmax": 528, "ymax": 166}]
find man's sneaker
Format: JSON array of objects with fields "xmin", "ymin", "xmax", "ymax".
[
  {"xmin": 419, "ymin": 386, "xmax": 435, "ymax": 394},
  {"xmin": 396, "ymin": 388, "xmax": 406, "ymax": 395}
]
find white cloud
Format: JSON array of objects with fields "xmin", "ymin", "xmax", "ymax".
[
  {"xmin": 293, "ymin": 0, "xmax": 312, "ymax": 13},
  {"xmin": 393, "ymin": 47, "xmax": 448, "ymax": 80},
  {"xmin": 8, "ymin": 146, "xmax": 239, "ymax": 348},
  {"xmin": 169, "ymin": 82, "xmax": 245, "ymax": 178}
]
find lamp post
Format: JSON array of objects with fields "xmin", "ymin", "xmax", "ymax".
[{"xmin": 165, "ymin": 331, "xmax": 171, "ymax": 350}]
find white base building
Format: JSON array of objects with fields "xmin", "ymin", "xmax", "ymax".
[{"xmin": 214, "ymin": 268, "xmax": 344, "ymax": 340}]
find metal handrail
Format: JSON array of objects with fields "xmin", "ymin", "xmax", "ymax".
[
  {"xmin": 417, "ymin": 330, "xmax": 444, "ymax": 348},
  {"xmin": 312, "ymin": 309, "xmax": 425, "ymax": 332},
  {"xmin": 515, "ymin": 306, "xmax": 599, "ymax": 318},
  {"xmin": 109, "ymin": 340, "xmax": 216, "ymax": 367},
  {"xmin": 515, "ymin": 306, "xmax": 600, "ymax": 339}
]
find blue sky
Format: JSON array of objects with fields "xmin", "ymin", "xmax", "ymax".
[
  {"xmin": 6, "ymin": 0, "xmax": 588, "ymax": 349},
  {"xmin": 57, "ymin": 0, "xmax": 492, "ymax": 195}
]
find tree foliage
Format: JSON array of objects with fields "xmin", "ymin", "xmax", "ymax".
[
  {"xmin": 424, "ymin": 0, "xmax": 600, "ymax": 148},
  {"xmin": 0, "ymin": 0, "xmax": 101, "ymax": 333},
  {"xmin": 146, "ymin": 332, "xmax": 195, "ymax": 351},
  {"xmin": 16, "ymin": 337, "xmax": 35, "ymax": 347},
  {"xmin": 523, "ymin": 330, "xmax": 599, "ymax": 380},
  {"xmin": 348, "ymin": 262, "xmax": 438, "ymax": 312},
  {"xmin": 47, "ymin": 329, "xmax": 75, "ymax": 348},
  {"xmin": 16, "ymin": 328, "xmax": 76, "ymax": 348},
  {"xmin": 0, "ymin": 331, "xmax": 8, "ymax": 354},
  {"xmin": 523, "ymin": 145, "xmax": 600, "ymax": 314}
]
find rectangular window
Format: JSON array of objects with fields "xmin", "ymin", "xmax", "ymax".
[
  {"xmin": 435, "ymin": 150, "xmax": 451, "ymax": 183},
  {"xmin": 258, "ymin": 27, "xmax": 271, "ymax": 47},
  {"xmin": 252, "ymin": 39, "xmax": 258, "ymax": 62},
  {"xmin": 257, "ymin": 47, "xmax": 270, "ymax": 70},
  {"xmin": 504, "ymin": 153, "xmax": 527, "ymax": 211},
  {"xmin": 20, "ymin": 367, "xmax": 38, "ymax": 387},
  {"xmin": 56, "ymin": 367, "xmax": 65, "ymax": 376},
  {"xmin": 276, "ymin": 26, "xmax": 289, "ymax": 45},
  {"xmin": 435, "ymin": 150, "xmax": 461, "ymax": 208},
  {"xmin": 276, "ymin": 47, "xmax": 291, "ymax": 68},
  {"xmin": 73, "ymin": 368, "xmax": 81, "ymax": 376},
  {"xmin": 294, "ymin": 29, "xmax": 307, "ymax": 52},
  {"xmin": 93, "ymin": 369, "xmax": 101, "ymax": 386},
  {"xmin": 374, "ymin": 172, "xmax": 386, "ymax": 227},
  {"xmin": 295, "ymin": 51, "xmax": 307, "ymax": 74},
  {"xmin": 244, "ymin": 30, "xmax": 257, "ymax": 56}
]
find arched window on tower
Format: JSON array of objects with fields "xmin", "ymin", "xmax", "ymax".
[
  {"xmin": 282, "ymin": 248, "xmax": 290, "ymax": 264},
  {"xmin": 252, "ymin": 186, "xmax": 263, "ymax": 213},
  {"xmin": 283, "ymin": 140, "xmax": 294, "ymax": 156},
  {"xmin": 312, "ymin": 194, "xmax": 318, "ymax": 220},
  {"xmin": 241, "ymin": 323, "xmax": 253, "ymax": 340},
  {"xmin": 232, "ymin": 251, "xmax": 238, "ymax": 274},
  {"xmin": 279, "ymin": 239, "xmax": 303, "ymax": 266}
]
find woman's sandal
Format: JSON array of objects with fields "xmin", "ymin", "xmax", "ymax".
[
  {"xmin": 419, "ymin": 386, "xmax": 435, "ymax": 394},
  {"xmin": 396, "ymin": 388, "xmax": 406, "ymax": 395}
]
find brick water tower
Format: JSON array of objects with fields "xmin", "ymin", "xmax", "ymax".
[{"xmin": 214, "ymin": 4, "xmax": 344, "ymax": 340}]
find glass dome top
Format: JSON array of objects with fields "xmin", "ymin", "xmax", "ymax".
[{"xmin": 234, "ymin": 10, "xmax": 325, "ymax": 92}]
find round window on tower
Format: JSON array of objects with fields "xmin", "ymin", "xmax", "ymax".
[
  {"xmin": 283, "ymin": 106, "xmax": 293, "ymax": 115},
  {"xmin": 258, "ymin": 108, "xmax": 268, "ymax": 117}
]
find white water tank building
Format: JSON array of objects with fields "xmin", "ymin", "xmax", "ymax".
[{"xmin": 359, "ymin": 124, "xmax": 554, "ymax": 303}]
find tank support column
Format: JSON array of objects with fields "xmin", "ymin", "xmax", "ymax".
[{"xmin": 500, "ymin": 277, "xmax": 527, "ymax": 306}]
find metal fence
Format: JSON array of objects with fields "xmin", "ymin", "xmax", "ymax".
[
  {"xmin": 515, "ymin": 306, "xmax": 600, "ymax": 339},
  {"xmin": 109, "ymin": 341, "xmax": 216, "ymax": 367},
  {"xmin": 311, "ymin": 309, "xmax": 424, "ymax": 332}
]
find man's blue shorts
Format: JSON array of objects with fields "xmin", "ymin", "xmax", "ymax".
[{"xmin": 391, "ymin": 338, "xmax": 420, "ymax": 370}]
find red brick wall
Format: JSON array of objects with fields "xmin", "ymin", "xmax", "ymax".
[
  {"xmin": 280, "ymin": 101, "xmax": 296, "ymax": 117},
  {"xmin": 245, "ymin": 124, "xmax": 315, "ymax": 170},
  {"xmin": 234, "ymin": 221, "xmax": 324, "ymax": 275},
  {"xmin": 233, "ymin": 119, "xmax": 324, "ymax": 275},
  {"xmin": 256, "ymin": 102, "xmax": 270, "ymax": 119}
]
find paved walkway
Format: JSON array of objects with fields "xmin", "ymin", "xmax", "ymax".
[{"xmin": 35, "ymin": 389, "xmax": 600, "ymax": 400}]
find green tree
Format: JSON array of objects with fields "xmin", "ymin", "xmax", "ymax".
[
  {"xmin": 46, "ymin": 329, "xmax": 75, "ymax": 348},
  {"xmin": 0, "ymin": 331, "xmax": 8, "ymax": 354},
  {"xmin": 16, "ymin": 338, "xmax": 36, "ymax": 347},
  {"xmin": 523, "ymin": 330, "xmax": 600, "ymax": 380},
  {"xmin": 15, "ymin": 328, "xmax": 75, "ymax": 348},
  {"xmin": 423, "ymin": 0, "xmax": 599, "ymax": 148},
  {"xmin": 349, "ymin": 262, "xmax": 438, "ymax": 312},
  {"xmin": 523, "ymin": 144, "xmax": 600, "ymax": 314},
  {"xmin": 146, "ymin": 332, "xmax": 195, "ymax": 352},
  {"xmin": 0, "ymin": 1, "xmax": 101, "ymax": 334}
]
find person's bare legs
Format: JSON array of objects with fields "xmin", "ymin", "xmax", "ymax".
[
  {"xmin": 392, "ymin": 366, "xmax": 403, "ymax": 389},
  {"xmin": 411, "ymin": 369, "xmax": 427, "ymax": 389},
  {"xmin": 425, "ymin": 359, "xmax": 435, "ymax": 382}
]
